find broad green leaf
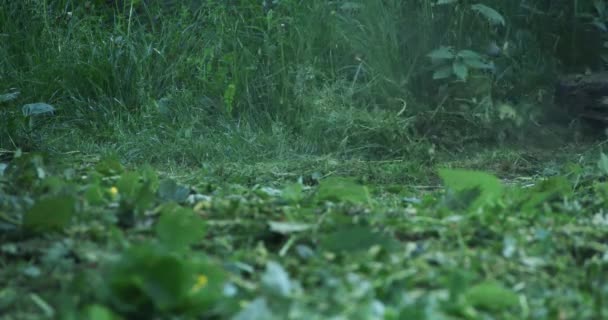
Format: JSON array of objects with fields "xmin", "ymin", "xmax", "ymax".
[
  {"xmin": 107, "ymin": 244, "xmax": 224, "ymax": 315},
  {"xmin": 268, "ymin": 221, "xmax": 312, "ymax": 234},
  {"xmin": 471, "ymin": 4, "xmax": 505, "ymax": 26},
  {"xmin": 22, "ymin": 265, "xmax": 42, "ymax": 278},
  {"xmin": 116, "ymin": 171, "xmax": 155, "ymax": 215},
  {"xmin": 446, "ymin": 270, "xmax": 475, "ymax": 299},
  {"xmin": 281, "ymin": 183, "xmax": 304, "ymax": 203},
  {"xmin": 232, "ymin": 298, "xmax": 275, "ymax": 320},
  {"xmin": 138, "ymin": 257, "xmax": 188, "ymax": 310},
  {"xmin": 82, "ymin": 304, "xmax": 117, "ymax": 320},
  {"xmin": 95, "ymin": 155, "xmax": 124, "ymax": 176},
  {"xmin": 442, "ymin": 188, "xmax": 482, "ymax": 211},
  {"xmin": 134, "ymin": 184, "xmax": 156, "ymax": 213},
  {"xmin": 520, "ymin": 176, "xmax": 571, "ymax": 211},
  {"xmin": 315, "ymin": 177, "xmax": 371, "ymax": 205},
  {"xmin": 158, "ymin": 179, "xmax": 190, "ymax": 203},
  {"xmin": 427, "ymin": 46, "xmax": 455, "ymax": 60},
  {"xmin": 433, "ymin": 65, "xmax": 454, "ymax": 80},
  {"xmin": 85, "ymin": 184, "xmax": 106, "ymax": 205},
  {"xmin": 464, "ymin": 58, "xmax": 494, "ymax": 70},
  {"xmin": 457, "ymin": 50, "xmax": 483, "ymax": 60},
  {"xmin": 397, "ymin": 305, "xmax": 427, "ymax": 319},
  {"xmin": 156, "ymin": 203, "xmax": 206, "ymax": 249},
  {"xmin": 23, "ymin": 195, "xmax": 76, "ymax": 232},
  {"xmin": 438, "ymin": 169, "xmax": 503, "ymax": 209},
  {"xmin": 109, "ymin": 247, "xmax": 190, "ymax": 313},
  {"xmin": 464, "ymin": 281, "xmax": 519, "ymax": 311},
  {"xmin": 320, "ymin": 225, "xmax": 397, "ymax": 253},
  {"xmin": 458, "ymin": 50, "xmax": 494, "ymax": 69},
  {"xmin": 140, "ymin": 165, "xmax": 159, "ymax": 190},
  {"xmin": 0, "ymin": 288, "xmax": 17, "ymax": 310},
  {"xmin": 452, "ymin": 61, "xmax": 469, "ymax": 81},
  {"xmin": 116, "ymin": 172, "xmax": 140, "ymax": 199},
  {"xmin": 261, "ymin": 261, "xmax": 293, "ymax": 297}
]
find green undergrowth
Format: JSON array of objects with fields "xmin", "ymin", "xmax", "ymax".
[
  {"xmin": 2, "ymin": 0, "xmax": 593, "ymax": 158},
  {"xmin": 2, "ymin": 147, "xmax": 608, "ymax": 319},
  {"xmin": 3, "ymin": 1, "xmax": 608, "ymax": 319}
]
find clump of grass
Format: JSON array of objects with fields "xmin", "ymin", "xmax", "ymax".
[{"xmin": 295, "ymin": 80, "xmax": 419, "ymax": 158}]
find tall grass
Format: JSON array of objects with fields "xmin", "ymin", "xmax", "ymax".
[{"xmin": 0, "ymin": 0, "xmax": 590, "ymax": 162}]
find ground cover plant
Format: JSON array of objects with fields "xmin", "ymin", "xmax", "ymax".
[{"xmin": 2, "ymin": 0, "xmax": 608, "ymax": 319}]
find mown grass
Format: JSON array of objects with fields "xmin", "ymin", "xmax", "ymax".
[
  {"xmin": 2, "ymin": 0, "xmax": 608, "ymax": 319},
  {"xmin": 2, "ymin": 145, "xmax": 608, "ymax": 319}
]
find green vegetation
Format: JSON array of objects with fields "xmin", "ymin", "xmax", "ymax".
[{"xmin": 2, "ymin": 0, "xmax": 608, "ymax": 319}]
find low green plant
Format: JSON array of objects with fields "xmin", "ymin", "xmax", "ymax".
[
  {"xmin": 103, "ymin": 244, "xmax": 226, "ymax": 317},
  {"xmin": 428, "ymin": 47, "xmax": 495, "ymax": 82}
]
